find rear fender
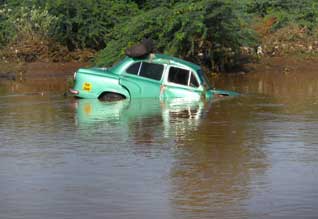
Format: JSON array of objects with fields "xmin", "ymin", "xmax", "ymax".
[{"xmin": 97, "ymin": 87, "xmax": 130, "ymax": 100}]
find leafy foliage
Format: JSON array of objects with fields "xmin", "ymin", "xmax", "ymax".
[
  {"xmin": 0, "ymin": 12, "xmax": 15, "ymax": 47},
  {"xmin": 0, "ymin": 0, "xmax": 318, "ymax": 71},
  {"xmin": 0, "ymin": 2, "xmax": 57, "ymax": 43},
  {"xmin": 97, "ymin": 0, "xmax": 257, "ymax": 71},
  {"xmin": 246, "ymin": 0, "xmax": 318, "ymax": 30},
  {"xmin": 44, "ymin": 0, "xmax": 138, "ymax": 50}
]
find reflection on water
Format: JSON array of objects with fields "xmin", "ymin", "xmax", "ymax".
[
  {"xmin": 1, "ymin": 71, "xmax": 318, "ymax": 218},
  {"xmin": 0, "ymin": 77, "xmax": 70, "ymax": 96},
  {"xmin": 74, "ymin": 99, "xmax": 208, "ymax": 144}
]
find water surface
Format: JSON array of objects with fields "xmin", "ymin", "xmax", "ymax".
[{"xmin": 0, "ymin": 71, "xmax": 318, "ymax": 219}]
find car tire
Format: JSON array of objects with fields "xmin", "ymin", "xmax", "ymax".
[{"xmin": 99, "ymin": 92, "xmax": 125, "ymax": 102}]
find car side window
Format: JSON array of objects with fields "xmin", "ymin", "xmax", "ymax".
[
  {"xmin": 190, "ymin": 72, "xmax": 199, "ymax": 88},
  {"xmin": 168, "ymin": 67, "xmax": 190, "ymax": 86},
  {"xmin": 126, "ymin": 62, "xmax": 141, "ymax": 75},
  {"xmin": 139, "ymin": 62, "xmax": 164, "ymax": 81}
]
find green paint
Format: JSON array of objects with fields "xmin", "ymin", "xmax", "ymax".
[{"xmin": 71, "ymin": 54, "xmax": 239, "ymax": 100}]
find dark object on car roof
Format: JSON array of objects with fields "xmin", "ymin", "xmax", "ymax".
[{"xmin": 125, "ymin": 38, "xmax": 154, "ymax": 58}]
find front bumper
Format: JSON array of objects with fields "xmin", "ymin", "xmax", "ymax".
[{"xmin": 69, "ymin": 88, "xmax": 79, "ymax": 95}]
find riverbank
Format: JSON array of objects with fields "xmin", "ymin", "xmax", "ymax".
[
  {"xmin": 1, "ymin": 55, "xmax": 318, "ymax": 82},
  {"xmin": 246, "ymin": 56, "xmax": 318, "ymax": 75},
  {"xmin": 0, "ymin": 61, "xmax": 88, "ymax": 81}
]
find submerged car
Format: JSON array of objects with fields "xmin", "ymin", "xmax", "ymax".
[{"xmin": 70, "ymin": 53, "xmax": 239, "ymax": 101}]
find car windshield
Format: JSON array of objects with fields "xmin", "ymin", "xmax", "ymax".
[{"xmin": 197, "ymin": 69, "xmax": 212, "ymax": 89}]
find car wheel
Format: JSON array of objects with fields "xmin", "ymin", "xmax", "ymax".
[{"xmin": 99, "ymin": 92, "xmax": 125, "ymax": 102}]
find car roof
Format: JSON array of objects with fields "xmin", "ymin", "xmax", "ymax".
[{"xmin": 129, "ymin": 53, "xmax": 201, "ymax": 71}]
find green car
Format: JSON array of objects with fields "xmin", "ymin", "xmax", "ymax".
[{"xmin": 69, "ymin": 53, "xmax": 238, "ymax": 101}]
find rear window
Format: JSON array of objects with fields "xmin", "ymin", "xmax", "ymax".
[
  {"xmin": 139, "ymin": 62, "xmax": 164, "ymax": 81},
  {"xmin": 126, "ymin": 62, "xmax": 141, "ymax": 75}
]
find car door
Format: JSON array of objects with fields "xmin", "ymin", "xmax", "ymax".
[
  {"xmin": 162, "ymin": 66, "xmax": 203, "ymax": 100},
  {"xmin": 119, "ymin": 62, "xmax": 165, "ymax": 98}
]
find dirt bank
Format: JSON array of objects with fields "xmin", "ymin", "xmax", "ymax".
[
  {"xmin": 246, "ymin": 56, "xmax": 318, "ymax": 75},
  {"xmin": 1, "ymin": 56, "xmax": 318, "ymax": 82},
  {"xmin": 0, "ymin": 61, "xmax": 88, "ymax": 81}
]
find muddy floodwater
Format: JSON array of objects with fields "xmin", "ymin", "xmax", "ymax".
[{"xmin": 0, "ymin": 69, "xmax": 318, "ymax": 219}]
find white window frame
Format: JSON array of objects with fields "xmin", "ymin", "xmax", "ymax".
[{"xmin": 166, "ymin": 66, "xmax": 200, "ymax": 88}]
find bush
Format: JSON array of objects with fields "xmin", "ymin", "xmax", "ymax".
[
  {"xmin": 1, "ymin": 0, "xmax": 317, "ymax": 71},
  {"xmin": 44, "ymin": 0, "xmax": 138, "ymax": 50},
  {"xmin": 247, "ymin": 0, "xmax": 318, "ymax": 31},
  {"xmin": 0, "ymin": 4, "xmax": 57, "ymax": 43},
  {"xmin": 96, "ymin": 0, "xmax": 257, "ymax": 72},
  {"xmin": 0, "ymin": 13, "xmax": 15, "ymax": 48}
]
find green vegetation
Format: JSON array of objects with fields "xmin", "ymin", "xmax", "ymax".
[
  {"xmin": 97, "ymin": 0, "xmax": 257, "ymax": 72},
  {"xmin": 0, "ymin": 0, "xmax": 318, "ymax": 72}
]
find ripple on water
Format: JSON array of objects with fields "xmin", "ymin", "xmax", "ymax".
[{"xmin": 1, "ymin": 72, "xmax": 318, "ymax": 218}]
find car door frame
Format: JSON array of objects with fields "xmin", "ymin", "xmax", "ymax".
[
  {"xmin": 120, "ymin": 61, "xmax": 166, "ymax": 98},
  {"xmin": 161, "ymin": 65, "xmax": 203, "ymax": 99}
]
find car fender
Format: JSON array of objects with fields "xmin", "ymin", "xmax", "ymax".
[{"xmin": 97, "ymin": 85, "xmax": 130, "ymax": 99}]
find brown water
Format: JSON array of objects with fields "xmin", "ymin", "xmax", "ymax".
[{"xmin": 0, "ymin": 71, "xmax": 318, "ymax": 219}]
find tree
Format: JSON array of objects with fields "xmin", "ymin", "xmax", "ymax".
[
  {"xmin": 96, "ymin": 0, "xmax": 257, "ymax": 72},
  {"xmin": 45, "ymin": 0, "xmax": 138, "ymax": 50}
]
